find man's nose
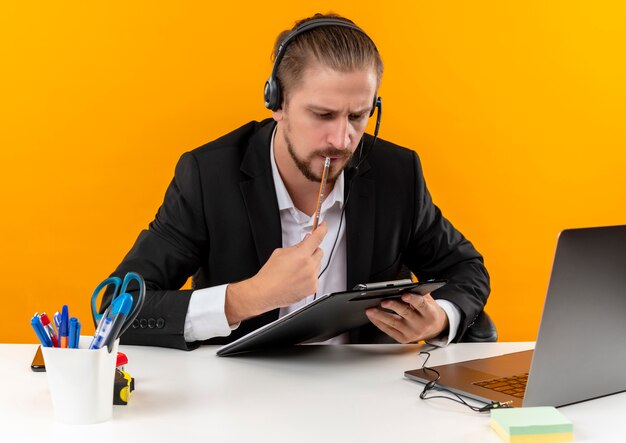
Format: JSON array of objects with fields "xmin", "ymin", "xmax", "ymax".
[{"xmin": 327, "ymin": 118, "xmax": 350, "ymax": 149}]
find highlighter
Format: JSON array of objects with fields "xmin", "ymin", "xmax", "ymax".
[{"xmin": 102, "ymin": 293, "xmax": 133, "ymax": 352}]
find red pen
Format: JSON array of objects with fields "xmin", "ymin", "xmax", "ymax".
[{"xmin": 39, "ymin": 312, "xmax": 59, "ymax": 347}]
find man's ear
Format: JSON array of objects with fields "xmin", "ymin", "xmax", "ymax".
[{"xmin": 272, "ymin": 107, "xmax": 284, "ymax": 122}]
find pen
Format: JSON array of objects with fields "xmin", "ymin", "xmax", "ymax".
[
  {"xmin": 30, "ymin": 314, "xmax": 53, "ymax": 347},
  {"xmin": 74, "ymin": 320, "xmax": 81, "ymax": 348},
  {"xmin": 53, "ymin": 311, "xmax": 61, "ymax": 329},
  {"xmin": 92, "ymin": 303, "xmax": 113, "ymax": 343},
  {"xmin": 59, "ymin": 305, "xmax": 69, "ymax": 348},
  {"xmin": 312, "ymin": 157, "xmax": 331, "ymax": 232},
  {"xmin": 89, "ymin": 317, "xmax": 112, "ymax": 350},
  {"xmin": 39, "ymin": 312, "xmax": 59, "ymax": 347},
  {"xmin": 68, "ymin": 317, "xmax": 80, "ymax": 349}
]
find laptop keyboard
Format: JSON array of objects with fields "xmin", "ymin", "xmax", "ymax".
[{"xmin": 472, "ymin": 373, "xmax": 528, "ymax": 398}]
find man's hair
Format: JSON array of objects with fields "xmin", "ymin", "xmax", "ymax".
[{"xmin": 272, "ymin": 13, "xmax": 383, "ymax": 103}]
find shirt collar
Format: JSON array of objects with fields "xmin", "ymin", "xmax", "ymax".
[{"xmin": 270, "ymin": 127, "xmax": 344, "ymax": 213}]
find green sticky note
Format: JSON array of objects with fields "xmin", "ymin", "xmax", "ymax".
[{"xmin": 491, "ymin": 407, "xmax": 573, "ymax": 436}]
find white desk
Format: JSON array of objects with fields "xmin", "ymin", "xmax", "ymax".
[{"xmin": 0, "ymin": 342, "xmax": 621, "ymax": 442}]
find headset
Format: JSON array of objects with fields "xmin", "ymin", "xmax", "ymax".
[{"xmin": 263, "ymin": 17, "xmax": 382, "ymax": 143}]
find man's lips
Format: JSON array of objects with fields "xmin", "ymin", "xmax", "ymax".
[{"xmin": 318, "ymin": 154, "xmax": 349, "ymax": 162}]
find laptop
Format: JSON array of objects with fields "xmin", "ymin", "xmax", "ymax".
[{"xmin": 405, "ymin": 225, "xmax": 626, "ymax": 407}]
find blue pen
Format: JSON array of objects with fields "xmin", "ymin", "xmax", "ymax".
[
  {"xmin": 30, "ymin": 314, "xmax": 53, "ymax": 347},
  {"xmin": 59, "ymin": 305, "xmax": 69, "ymax": 348},
  {"xmin": 89, "ymin": 317, "xmax": 112, "ymax": 350},
  {"xmin": 68, "ymin": 317, "xmax": 79, "ymax": 349},
  {"xmin": 53, "ymin": 311, "xmax": 61, "ymax": 329},
  {"xmin": 91, "ymin": 303, "xmax": 113, "ymax": 348},
  {"xmin": 74, "ymin": 320, "xmax": 81, "ymax": 348}
]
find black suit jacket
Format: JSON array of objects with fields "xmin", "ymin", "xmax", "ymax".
[{"xmin": 110, "ymin": 119, "xmax": 490, "ymax": 350}]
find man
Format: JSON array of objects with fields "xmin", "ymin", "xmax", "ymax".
[{"xmin": 108, "ymin": 13, "xmax": 490, "ymax": 350}]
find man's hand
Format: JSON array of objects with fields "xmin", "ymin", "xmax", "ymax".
[
  {"xmin": 365, "ymin": 293, "xmax": 449, "ymax": 343},
  {"xmin": 225, "ymin": 222, "xmax": 328, "ymax": 324}
]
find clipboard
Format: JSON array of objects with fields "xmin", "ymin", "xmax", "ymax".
[{"xmin": 216, "ymin": 279, "xmax": 446, "ymax": 356}]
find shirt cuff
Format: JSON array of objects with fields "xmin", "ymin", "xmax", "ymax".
[
  {"xmin": 426, "ymin": 299, "xmax": 461, "ymax": 347},
  {"xmin": 184, "ymin": 284, "xmax": 240, "ymax": 342}
]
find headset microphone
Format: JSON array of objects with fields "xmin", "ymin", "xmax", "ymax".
[
  {"xmin": 318, "ymin": 96, "xmax": 382, "ymax": 281},
  {"xmin": 373, "ymin": 96, "xmax": 382, "ymax": 138},
  {"xmin": 351, "ymin": 96, "xmax": 382, "ymax": 173}
]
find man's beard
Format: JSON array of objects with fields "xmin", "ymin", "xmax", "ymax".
[{"xmin": 285, "ymin": 132, "xmax": 353, "ymax": 183}]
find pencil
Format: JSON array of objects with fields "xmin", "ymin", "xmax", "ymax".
[{"xmin": 312, "ymin": 157, "xmax": 331, "ymax": 232}]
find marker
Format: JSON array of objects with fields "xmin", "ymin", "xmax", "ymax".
[
  {"xmin": 39, "ymin": 312, "xmax": 59, "ymax": 347},
  {"xmin": 59, "ymin": 305, "xmax": 69, "ymax": 348},
  {"xmin": 312, "ymin": 157, "xmax": 331, "ymax": 232},
  {"xmin": 30, "ymin": 314, "xmax": 53, "ymax": 348},
  {"xmin": 101, "ymin": 294, "xmax": 133, "ymax": 352}
]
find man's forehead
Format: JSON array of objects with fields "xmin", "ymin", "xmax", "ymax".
[
  {"xmin": 289, "ymin": 63, "xmax": 377, "ymax": 103},
  {"xmin": 299, "ymin": 61, "xmax": 377, "ymax": 84}
]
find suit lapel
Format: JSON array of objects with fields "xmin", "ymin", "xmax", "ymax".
[
  {"xmin": 345, "ymin": 163, "xmax": 376, "ymax": 291},
  {"xmin": 239, "ymin": 121, "xmax": 282, "ymax": 268}
]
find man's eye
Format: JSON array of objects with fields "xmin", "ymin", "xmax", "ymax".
[
  {"xmin": 349, "ymin": 114, "xmax": 366, "ymax": 121},
  {"xmin": 316, "ymin": 113, "xmax": 333, "ymax": 120}
]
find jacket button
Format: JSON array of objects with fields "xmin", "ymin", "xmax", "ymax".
[
  {"xmin": 139, "ymin": 319, "xmax": 148, "ymax": 328},
  {"xmin": 156, "ymin": 318, "xmax": 165, "ymax": 329},
  {"xmin": 148, "ymin": 318, "xmax": 156, "ymax": 328}
]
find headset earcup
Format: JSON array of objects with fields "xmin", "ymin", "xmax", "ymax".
[{"xmin": 264, "ymin": 77, "xmax": 282, "ymax": 111}]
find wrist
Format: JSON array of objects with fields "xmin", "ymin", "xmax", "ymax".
[
  {"xmin": 433, "ymin": 315, "xmax": 450, "ymax": 341},
  {"xmin": 225, "ymin": 278, "xmax": 265, "ymax": 324}
]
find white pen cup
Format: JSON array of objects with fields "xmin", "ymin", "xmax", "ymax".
[{"xmin": 41, "ymin": 336, "xmax": 119, "ymax": 424}]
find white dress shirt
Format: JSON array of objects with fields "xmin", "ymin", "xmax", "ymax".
[{"xmin": 183, "ymin": 130, "xmax": 460, "ymax": 345}]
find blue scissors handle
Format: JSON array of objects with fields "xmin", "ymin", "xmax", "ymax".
[
  {"xmin": 113, "ymin": 272, "xmax": 145, "ymax": 339},
  {"xmin": 119, "ymin": 272, "xmax": 145, "ymax": 320},
  {"xmin": 91, "ymin": 276, "xmax": 122, "ymax": 323},
  {"xmin": 91, "ymin": 272, "xmax": 146, "ymax": 345}
]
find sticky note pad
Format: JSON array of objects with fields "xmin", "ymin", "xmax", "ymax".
[{"xmin": 491, "ymin": 407, "xmax": 573, "ymax": 443}]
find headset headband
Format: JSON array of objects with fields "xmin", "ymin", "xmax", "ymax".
[{"xmin": 264, "ymin": 18, "xmax": 380, "ymax": 112}]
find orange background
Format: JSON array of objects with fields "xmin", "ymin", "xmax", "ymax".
[{"xmin": 1, "ymin": 2, "xmax": 625, "ymax": 344}]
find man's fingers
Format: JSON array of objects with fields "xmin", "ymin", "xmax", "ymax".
[
  {"xmin": 312, "ymin": 246, "xmax": 324, "ymax": 264},
  {"xmin": 298, "ymin": 221, "xmax": 328, "ymax": 253},
  {"xmin": 381, "ymin": 299, "xmax": 417, "ymax": 319},
  {"xmin": 402, "ymin": 293, "xmax": 432, "ymax": 315},
  {"xmin": 366, "ymin": 309, "xmax": 407, "ymax": 343},
  {"xmin": 368, "ymin": 293, "xmax": 448, "ymax": 343}
]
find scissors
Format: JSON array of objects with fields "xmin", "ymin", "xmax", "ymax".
[{"xmin": 91, "ymin": 272, "xmax": 145, "ymax": 341}]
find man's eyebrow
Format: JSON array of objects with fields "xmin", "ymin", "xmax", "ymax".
[
  {"xmin": 307, "ymin": 105, "xmax": 336, "ymax": 114},
  {"xmin": 307, "ymin": 105, "xmax": 371, "ymax": 115}
]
